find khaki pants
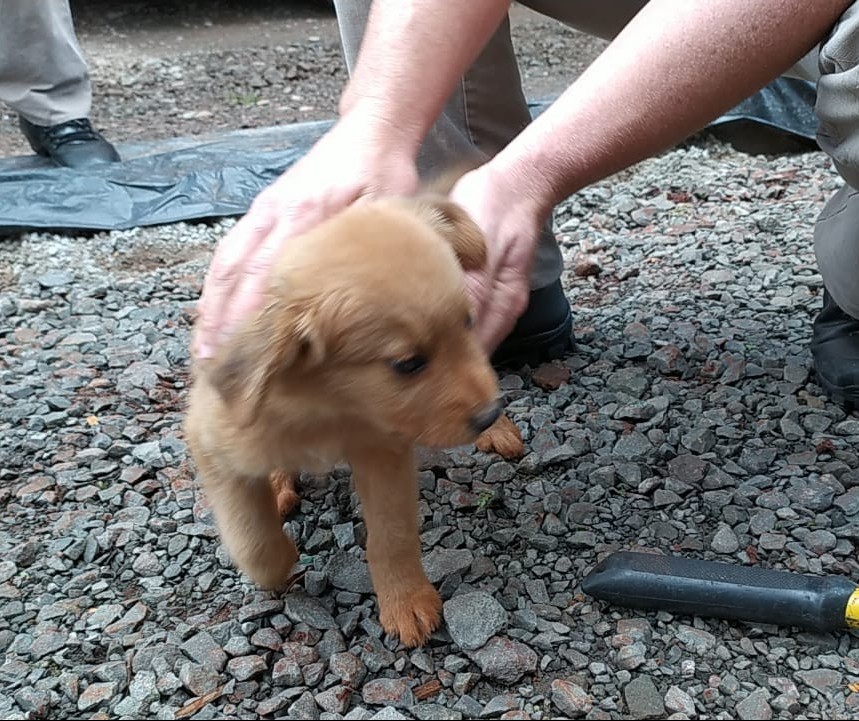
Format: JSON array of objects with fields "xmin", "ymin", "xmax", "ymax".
[
  {"xmin": 0, "ymin": 0, "xmax": 91, "ymax": 126},
  {"xmin": 335, "ymin": 0, "xmax": 859, "ymax": 315}
]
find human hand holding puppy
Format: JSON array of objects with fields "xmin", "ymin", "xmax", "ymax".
[
  {"xmin": 193, "ymin": 110, "xmax": 420, "ymax": 360},
  {"xmin": 194, "ymin": 135, "xmax": 536, "ymax": 360}
]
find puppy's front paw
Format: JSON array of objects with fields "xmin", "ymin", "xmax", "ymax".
[
  {"xmin": 379, "ymin": 583, "xmax": 442, "ymax": 648},
  {"xmin": 242, "ymin": 534, "xmax": 299, "ymax": 591},
  {"xmin": 475, "ymin": 413, "xmax": 524, "ymax": 459},
  {"xmin": 269, "ymin": 470, "xmax": 300, "ymax": 519}
]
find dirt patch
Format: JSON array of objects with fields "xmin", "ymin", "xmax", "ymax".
[{"xmin": 106, "ymin": 240, "xmax": 212, "ymax": 273}]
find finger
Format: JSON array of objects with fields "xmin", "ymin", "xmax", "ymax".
[
  {"xmin": 194, "ymin": 202, "xmax": 276, "ymax": 359},
  {"xmin": 213, "ymin": 221, "xmax": 292, "ymax": 345},
  {"xmin": 474, "ymin": 300, "xmax": 518, "ymax": 354},
  {"xmin": 472, "ymin": 273, "xmax": 531, "ymax": 355},
  {"xmin": 465, "ymin": 268, "xmax": 492, "ymax": 325}
]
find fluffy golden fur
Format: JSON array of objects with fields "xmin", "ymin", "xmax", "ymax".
[{"xmin": 186, "ymin": 192, "xmax": 520, "ymax": 646}]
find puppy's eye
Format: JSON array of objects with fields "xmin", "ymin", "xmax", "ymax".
[
  {"xmin": 465, "ymin": 314, "xmax": 474, "ymax": 330},
  {"xmin": 390, "ymin": 355, "xmax": 429, "ymax": 376}
]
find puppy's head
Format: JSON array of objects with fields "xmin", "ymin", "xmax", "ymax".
[{"xmin": 204, "ymin": 194, "xmax": 500, "ymax": 448}]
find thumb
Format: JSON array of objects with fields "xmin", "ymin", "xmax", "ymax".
[{"xmin": 194, "ymin": 204, "xmax": 277, "ymax": 360}]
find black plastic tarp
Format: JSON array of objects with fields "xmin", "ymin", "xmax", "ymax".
[
  {"xmin": 0, "ymin": 78, "xmax": 818, "ymax": 235},
  {"xmin": 0, "ymin": 122, "xmax": 330, "ymax": 234}
]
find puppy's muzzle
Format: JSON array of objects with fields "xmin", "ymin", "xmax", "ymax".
[{"xmin": 470, "ymin": 401, "xmax": 502, "ymax": 434}]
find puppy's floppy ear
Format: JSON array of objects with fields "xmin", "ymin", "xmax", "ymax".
[
  {"xmin": 205, "ymin": 298, "xmax": 323, "ymax": 427},
  {"xmin": 411, "ymin": 194, "xmax": 487, "ymax": 272}
]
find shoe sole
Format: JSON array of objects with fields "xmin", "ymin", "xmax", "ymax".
[
  {"xmin": 491, "ymin": 309, "xmax": 575, "ymax": 370},
  {"xmin": 815, "ymin": 370, "xmax": 859, "ymax": 411}
]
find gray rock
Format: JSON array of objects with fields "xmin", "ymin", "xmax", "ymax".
[
  {"xmin": 681, "ymin": 428, "xmax": 716, "ymax": 454},
  {"xmin": 274, "ymin": 642, "xmax": 318, "ymax": 686},
  {"xmin": 607, "ymin": 368, "xmax": 649, "ymax": 397},
  {"xmin": 422, "ymin": 548, "xmax": 474, "ymax": 584},
  {"xmin": 551, "ymin": 679, "xmax": 592, "ymax": 718},
  {"xmin": 667, "ymin": 454, "xmax": 709, "ymax": 483},
  {"xmin": 835, "ymin": 488, "xmax": 859, "ymax": 515},
  {"xmin": 178, "ymin": 662, "xmax": 219, "ymax": 696},
  {"xmin": 361, "ymin": 678, "xmax": 414, "ymax": 709},
  {"xmin": 29, "ymin": 629, "xmax": 67, "ymax": 659},
  {"xmin": 804, "ymin": 529, "xmax": 837, "ymax": 554},
  {"xmin": 711, "ymin": 524, "xmax": 740, "ymax": 554},
  {"xmin": 292, "ymin": 690, "xmax": 323, "ymax": 719},
  {"xmin": 466, "ymin": 636, "xmax": 537, "ymax": 684},
  {"xmin": 613, "ymin": 431, "xmax": 653, "ymax": 460},
  {"xmin": 237, "ymin": 599, "xmax": 283, "ymax": 623},
  {"xmin": 330, "ymin": 651, "xmax": 367, "ymax": 687},
  {"xmin": 735, "ymin": 688, "xmax": 772, "ymax": 720},
  {"xmin": 410, "ymin": 704, "xmax": 463, "ymax": 720},
  {"xmin": 131, "ymin": 550, "xmax": 162, "ymax": 577},
  {"xmin": 738, "ymin": 447, "xmax": 777, "ymax": 474},
  {"xmin": 452, "ymin": 694, "xmax": 484, "ymax": 719},
  {"xmin": 181, "ymin": 631, "xmax": 227, "ymax": 672},
  {"xmin": 664, "ymin": 686, "xmax": 696, "ymax": 716},
  {"xmin": 257, "ymin": 689, "xmax": 306, "ymax": 717},
  {"xmin": 315, "ymin": 685, "xmax": 352, "ymax": 715},
  {"xmin": 37, "ymin": 270, "xmax": 74, "ymax": 288},
  {"xmin": 616, "ymin": 642, "xmax": 647, "ymax": 670},
  {"xmin": 480, "ymin": 694, "xmax": 519, "ymax": 717},
  {"xmin": 443, "ymin": 592, "xmax": 508, "ymax": 651},
  {"xmin": 795, "ymin": 668, "xmax": 843, "ymax": 691},
  {"xmin": 285, "ymin": 592, "xmax": 338, "ymax": 630},
  {"xmin": 226, "ymin": 654, "xmax": 266, "ymax": 681},
  {"xmin": 13, "ymin": 689, "xmax": 52, "ymax": 716},
  {"xmin": 325, "ymin": 551, "xmax": 374, "ymax": 594},
  {"xmin": 484, "ymin": 461, "xmax": 516, "ymax": 484},
  {"xmin": 128, "ymin": 670, "xmax": 158, "ymax": 704},
  {"xmin": 76, "ymin": 682, "xmax": 117, "ymax": 712},
  {"xmin": 623, "ymin": 676, "xmax": 665, "ymax": 719},
  {"xmin": 332, "ymin": 522, "xmax": 356, "ymax": 548},
  {"xmin": 370, "ymin": 708, "xmax": 409, "ymax": 721},
  {"xmin": 675, "ymin": 625, "xmax": 716, "ymax": 655},
  {"xmin": 786, "ymin": 480, "xmax": 835, "ymax": 512},
  {"xmin": 0, "ymin": 561, "xmax": 16, "ymax": 584}
]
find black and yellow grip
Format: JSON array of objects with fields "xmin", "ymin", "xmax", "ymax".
[{"xmin": 582, "ymin": 551, "xmax": 859, "ymax": 632}]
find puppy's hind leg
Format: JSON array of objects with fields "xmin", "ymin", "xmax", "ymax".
[
  {"xmin": 475, "ymin": 413, "xmax": 524, "ymax": 460},
  {"xmin": 350, "ymin": 445, "xmax": 441, "ymax": 648},
  {"xmin": 197, "ymin": 455, "xmax": 298, "ymax": 590},
  {"xmin": 270, "ymin": 469, "xmax": 301, "ymax": 518}
]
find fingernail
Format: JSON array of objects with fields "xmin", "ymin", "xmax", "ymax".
[{"xmin": 196, "ymin": 342, "xmax": 213, "ymax": 360}]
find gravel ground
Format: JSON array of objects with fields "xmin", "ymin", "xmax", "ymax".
[{"xmin": 2, "ymin": 3, "xmax": 859, "ymax": 721}]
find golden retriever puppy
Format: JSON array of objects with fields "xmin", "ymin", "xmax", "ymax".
[{"xmin": 185, "ymin": 193, "xmax": 506, "ymax": 646}]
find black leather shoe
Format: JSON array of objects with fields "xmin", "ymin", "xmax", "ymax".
[
  {"xmin": 811, "ymin": 289, "xmax": 859, "ymax": 408},
  {"xmin": 491, "ymin": 278, "xmax": 575, "ymax": 369},
  {"xmin": 19, "ymin": 117, "xmax": 120, "ymax": 169}
]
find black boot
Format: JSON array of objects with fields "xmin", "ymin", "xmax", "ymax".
[
  {"xmin": 19, "ymin": 117, "xmax": 120, "ymax": 169},
  {"xmin": 811, "ymin": 289, "xmax": 859, "ymax": 408},
  {"xmin": 491, "ymin": 278, "xmax": 575, "ymax": 369}
]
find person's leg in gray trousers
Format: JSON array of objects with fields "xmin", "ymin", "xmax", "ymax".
[
  {"xmin": 808, "ymin": 1, "xmax": 859, "ymax": 407},
  {"xmin": 0, "ymin": 0, "xmax": 91, "ymax": 125},
  {"xmin": 0, "ymin": 0, "xmax": 119, "ymax": 167}
]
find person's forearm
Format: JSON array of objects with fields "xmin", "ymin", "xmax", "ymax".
[
  {"xmin": 339, "ymin": 0, "xmax": 511, "ymax": 155},
  {"xmin": 491, "ymin": 0, "xmax": 852, "ymax": 216}
]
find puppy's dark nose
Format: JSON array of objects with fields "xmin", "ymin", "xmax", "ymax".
[{"xmin": 470, "ymin": 401, "xmax": 501, "ymax": 434}]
